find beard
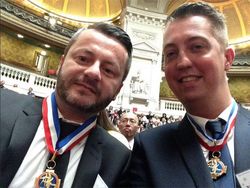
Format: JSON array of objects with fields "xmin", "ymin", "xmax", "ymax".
[{"xmin": 56, "ymin": 69, "xmax": 114, "ymax": 114}]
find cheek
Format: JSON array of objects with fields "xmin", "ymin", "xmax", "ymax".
[{"xmin": 165, "ymin": 67, "xmax": 175, "ymax": 83}]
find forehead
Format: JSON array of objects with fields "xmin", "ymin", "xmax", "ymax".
[
  {"xmin": 163, "ymin": 16, "xmax": 213, "ymax": 45},
  {"xmin": 121, "ymin": 113, "xmax": 138, "ymax": 120},
  {"xmin": 72, "ymin": 29, "xmax": 122, "ymax": 49}
]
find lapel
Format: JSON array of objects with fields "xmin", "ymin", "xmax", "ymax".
[
  {"xmin": 234, "ymin": 105, "xmax": 250, "ymax": 174},
  {"xmin": 72, "ymin": 126, "xmax": 103, "ymax": 188},
  {"xmin": 174, "ymin": 115, "xmax": 214, "ymax": 188},
  {"xmin": 3, "ymin": 99, "xmax": 42, "ymax": 187}
]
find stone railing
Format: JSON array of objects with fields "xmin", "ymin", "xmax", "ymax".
[
  {"xmin": 1, "ymin": 63, "xmax": 248, "ymax": 114},
  {"xmin": 0, "ymin": 63, "xmax": 56, "ymax": 97},
  {"xmin": 159, "ymin": 99, "xmax": 186, "ymax": 117}
]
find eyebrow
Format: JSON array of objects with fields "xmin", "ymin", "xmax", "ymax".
[
  {"xmin": 163, "ymin": 36, "xmax": 208, "ymax": 52},
  {"xmin": 163, "ymin": 43, "xmax": 176, "ymax": 53}
]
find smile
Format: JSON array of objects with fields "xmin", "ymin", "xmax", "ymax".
[{"xmin": 179, "ymin": 76, "xmax": 201, "ymax": 83}]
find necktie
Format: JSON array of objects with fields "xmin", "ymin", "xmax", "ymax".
[
  {"xmin": 52, "ymin": 152, "xmax": 70, "ymax": 187},
  {"xmin": 51, "ymin": 119, "xmax": 78, "ymax": 186},
  {"xmin": 206, "ymin": 120, "xmax": 236, "ymax": 188}
]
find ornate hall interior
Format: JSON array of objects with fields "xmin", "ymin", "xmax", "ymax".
[{"xmin": 1, "ymin": 0, "xmax": 250, "ymax": 116}]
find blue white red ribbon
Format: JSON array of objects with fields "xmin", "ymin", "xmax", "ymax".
[
  {"xmin": 42, "ymin": 92, "xmax": 97, "ymax": 155},
  {"xmin": 187, "ymin": 100, "xmax": 238, "ymax": 151}
]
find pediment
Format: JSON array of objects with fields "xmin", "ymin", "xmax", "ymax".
[{"xmin": 133, "ymin": 42, "xmax": 157, "ymax": 52}]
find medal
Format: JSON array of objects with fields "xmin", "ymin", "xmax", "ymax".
[
  {"xmin": 35, "ymin": 152, "xmax": 61, "ymax": 188},
  {"xmin": 207, "ymin": 151, "xmax": 227, "ymax": 180},
  {"xmin": 34, "ymin": 92, "xmax": 97, "ymax": 187}
]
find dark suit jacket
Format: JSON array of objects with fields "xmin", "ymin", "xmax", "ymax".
[
  {"xmin": 129, "ymin": 106, "xmax": 250, "ymax": 188},
  {"xmin": 0, "ymin": 88, "xmax": 130, "ymax": 188}
]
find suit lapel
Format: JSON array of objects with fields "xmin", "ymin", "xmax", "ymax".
[
  {"xmin": 72, "ymin": 126, "xmax": 103, "ymax": 188},
  {"xmin": 3, "ymin": 99, "xmax": 42, "ymax": 186},
  {"xmin": 174, "ymin": 115, "xmax": 213, "ymax": 188},
  {"xmin": 234, "ymin": 106, "xmax": 250, "ymax": 174}
]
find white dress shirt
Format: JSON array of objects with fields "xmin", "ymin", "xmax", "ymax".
[{"xmin": 188, "ymin": 99, "xmax": 237, "ymax": 164}]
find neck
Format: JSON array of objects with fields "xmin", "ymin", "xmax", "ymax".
[
  {"xmin": 184, "ymin": 94, "xmax": 232, "ymax": 119},
  {"xmin": 127, "ymin": 136, "xmax": 134, "ymax": 142},
  {"xmin": 55, "ymin": 94, "xmax": 96, "ymax": 123}
]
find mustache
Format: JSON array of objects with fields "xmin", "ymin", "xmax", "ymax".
[{"xmin": 74, "ymin": 76, "xmax": 99, "ymax": 94}]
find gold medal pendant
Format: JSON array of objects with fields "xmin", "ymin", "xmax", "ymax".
[
  {"xmin": 35, "ymin": 169, "xmax": 61, "ymax": 188},
  {"xmin": 207, "ymin": 151, "xmax": 227, "ymax": 180},
  {"xmin": 35, "ymin": 152, "xmax": 61, "ymax": 188}
]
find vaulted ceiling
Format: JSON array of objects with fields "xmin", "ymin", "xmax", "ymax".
[
  {"xmin": 3, "ymin": 0, "xmax": 250, "ymax": 50},
  {"xmin": 130, "ymin": 0, "xmax": 250, "ymax": 46},
  {"xmin": 10, "ymin": 0, "xmax": 250, "ymax": 46}
]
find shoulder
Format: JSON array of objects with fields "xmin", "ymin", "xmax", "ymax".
[
  {"xmin": 238, "ymin": 105, "xmax": 250, "ymax": 117},
  {"xmin": 0, "ymin": 88, "xmax": 42, "ymax": 108},
  {"xmin": 0, "ymin": 88, "xmax": 43, "ymax": 120},
  {"xmin": 107, "ymin": 130, "xmax": 130, "ymax": 149},
  {"xmin": 94, "ymin": 126, "xmax": 130, "ymax": 155},
  {"xmin": 139, "ymin": 123, "xmax": 179, "ymax": 139}
]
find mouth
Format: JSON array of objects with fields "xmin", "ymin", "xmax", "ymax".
[
  {"xmin": 124, "ymin": 127, "xmax": 131, "ymax": 131},
  {"xmin": 179, "ymin": 76, "xmax": 201, "ymax": 83},
  {"xmin": 75, "ymin": 82, "xmax": 97, "ymax": 94}
]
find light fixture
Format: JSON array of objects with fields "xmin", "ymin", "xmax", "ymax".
[
  {"xmin": 41, "ymin": 51, "xmax": 47, "ymax": 56},
  {"xmin": 17, "ymin": 34, "xmax": 24, "ymax": 39},
  {"xmin": 44, "ymin": 44, "xmax": 51, "ymax": 48}
]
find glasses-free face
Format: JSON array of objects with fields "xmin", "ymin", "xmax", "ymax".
[
  {"xmin": 163, "ymin": 16, "xmax": 234, "ymax": 113},
  {"xmin": 56, "ymin": 29, "xmax": 128, "ymax": 119}
]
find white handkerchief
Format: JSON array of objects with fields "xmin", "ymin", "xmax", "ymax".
[
  {"xmin": 236, "ymin": 169, "xmax": 250, "ymax": 188},
  {"xmin": 93, "ymin": 174, "xmax": 108, "ymax": 188}
]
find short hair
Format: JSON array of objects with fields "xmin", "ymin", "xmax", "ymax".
[
  {"xmin": 64, "ymin": 22, "xmax": 133, "ymax": 81},
  {"xmin": 166, "ymin": 2, "xmax": 228, "ymax": 48}
]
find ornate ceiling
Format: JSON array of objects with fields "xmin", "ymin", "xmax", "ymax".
[
  {"xmin": 8, "ymin": 0, "xmax": 250, "ymax": 46},
  {"xmin": 166, "ymin": 0, "xmax": 250, "ymax": 46},
  {"xmin": 2, "ymin": 0, "xmax": 250, "ymax": 49},
  {"xmin": 130, "ymin": 0, "xmax": 250, "ymax": 46},
  {"xmin": 13, "ymin": 0, "xmax": 127, "ymax": 27}
]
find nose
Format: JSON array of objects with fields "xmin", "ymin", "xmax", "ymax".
[
  {"xmin": 176, "ymin": 51, "xmax": 192, "ymax": 70},
  {"xmin": 84, "ymin": 61, "xmax": 101, "ymax": 81}
]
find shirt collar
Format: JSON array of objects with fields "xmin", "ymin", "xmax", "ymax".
[
  {"xmin": 187, "ymin": 98, "xmax": 235, "ymax": 131},
  {"xmin": 58, "ymin": 110, "xmax": 82, "ymax": 125}
]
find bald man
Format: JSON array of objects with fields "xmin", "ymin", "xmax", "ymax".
[{"xmin": 118, "ymin": 112, "xmax": 140, "ymax": 149}]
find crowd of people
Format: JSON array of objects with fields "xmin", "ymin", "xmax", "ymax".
[{"xmin": 106, "ymin": 106, "xmax": 183, "ymax": 131}]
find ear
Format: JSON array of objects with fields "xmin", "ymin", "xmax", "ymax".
[
  {"xmin": 224, "ymin": 47, "xmax": 235, "ymax": 71},
  {"xmin": 56, "ymin": 55, "xmax": 65, "ymax": 75},
  {"xmin": 112, "ymin": 83, "xmax": 123, "ymax": 101}
]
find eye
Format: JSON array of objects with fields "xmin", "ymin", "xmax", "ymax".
[
  {"xmin": 120, "ymin": 119, "xmax": 127, "ymax": 124},
  {"xmin": 104, "ymin": 68, "xmax": 113, "ymax": 74},
  {"xmin": 164, "ymin": 50, "xmax": 178, "ymax": 63},
  {"xmin": 78, "ymin": 56, "xmax": 87, "ymax": 63},
  {"xmin": 191, "ymin": 43, "xmax": 207, "ymax": 52},
  {"xmin": 102, "ymin": 66, "xmax": 115, "ymax": 77},
  {"xmin": 129, "ymin": 119, "xmax": 137, "ymax": 124}
]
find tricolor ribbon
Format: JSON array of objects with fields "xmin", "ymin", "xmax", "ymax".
[
  {"xmin": 42, "ymin": 92, "xmax": 97, "ymax": 155},
  {"xmin": 187, "ymin": 100, "xmax": 238, "ymax": 151}
]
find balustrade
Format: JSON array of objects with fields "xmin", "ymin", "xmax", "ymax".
[{"xmin": 0, "ymin": 63, "xmax": 56, "ymax": 97}]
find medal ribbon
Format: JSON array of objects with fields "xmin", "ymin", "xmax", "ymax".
[
  {"xmin": 42, "ymin": 92, "xmax": 97, "ymax": 155},
  {"xmin": 187, "ymin": 100, "xmax": 238, "ymax": 151}
]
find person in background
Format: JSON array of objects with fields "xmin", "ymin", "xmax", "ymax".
[
  {"xmin": 118, "ymin": 112, "xmax": 140, "ymax": 150},
  {"xmin": 98, "ymin": 109, "xmax": 130, "ymax": 149},
  {"xmin": 0, "ymin": 80, "xmax": 5, "ymax": 88},
  {"xmin": 0, "ymin": 22, "xmax": 133, "ymax": 188},
  {"xmin": 128, "ymin": 2, "xmax": 250, "ymax": 188},
  {"xmin": 27, "ymin": 87, "xmax": 35, "ymax": 97}
]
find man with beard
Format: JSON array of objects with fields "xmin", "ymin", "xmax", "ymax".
[
  {"xmin": 118, "ymin": 112, "xmax": 140, "ymax": 150},
  {"xmin": 0, "ymin": 23, "xmax": 132, "ymax": 188}
]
